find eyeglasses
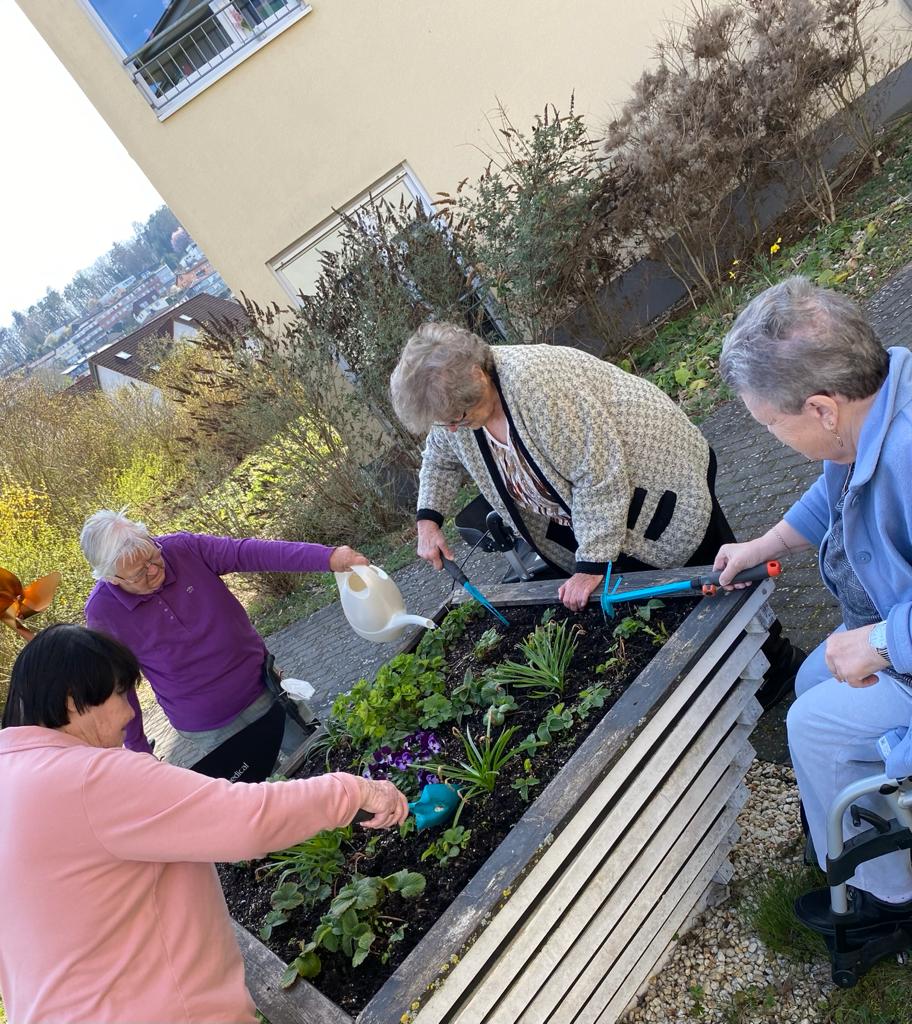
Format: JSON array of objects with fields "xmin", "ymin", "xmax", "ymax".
[
  {"xmin": 115, "ymin": 543, "xmax": 164, "ymax": 584},
  {"xmin": 434, "ymin": 409, "xmax": 469, "ymax": 429}
]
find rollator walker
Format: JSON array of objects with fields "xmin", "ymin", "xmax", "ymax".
[{"xmin": 808, "ymin": 766, "xmax": 912, "ymax": 987}]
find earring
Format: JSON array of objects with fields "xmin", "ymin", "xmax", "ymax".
[{"xmin": 834, "ymin": 430, "xmax": 844, "ymax": 448}]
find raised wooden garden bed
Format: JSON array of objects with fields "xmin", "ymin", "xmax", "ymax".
[{"xmin": 232, "ymin": 570, "xmax": 775, "ymax": 1024}]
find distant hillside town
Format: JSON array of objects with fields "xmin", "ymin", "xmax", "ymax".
[{"xmin": 0, "ymin": 206, "xmax": 231, "ymax": 384}]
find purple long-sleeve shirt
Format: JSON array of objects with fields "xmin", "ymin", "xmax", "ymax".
[{"xmin": 84, "ymin": 532, "xmax": 334, "ymax": 753}]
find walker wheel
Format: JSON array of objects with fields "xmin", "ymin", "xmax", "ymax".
[{"xmin": 833, "ymin": 968, "xmax": 858, "ymax": 989}]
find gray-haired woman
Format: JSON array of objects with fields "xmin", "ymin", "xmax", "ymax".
[
  {"xmin": 391, "ymin": 322, "xmax": 721, "ymax": 611},
  {"xmin": 714, "ymin": 276, "xmax": 912, "ymax": 932},
  {"xmin": 389, "ymin": 323, "xmax": 802, "ymax": 710}
]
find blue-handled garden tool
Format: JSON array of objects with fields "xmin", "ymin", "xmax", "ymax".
[
  {"xmin": 353, "ymin": 781, "xmax": 460, "ymax": 830},
  {"xmin": 601, "ymin": 560, "xmax": 781, "ymax": 617},
  {"xmin": 441, "ymin": 556, "xmax": 510, "ymax": 626}
]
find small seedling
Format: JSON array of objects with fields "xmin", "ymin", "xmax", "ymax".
[{"xmin": 420, "ymin": 826, "xmax": 472, "ymax": 865}]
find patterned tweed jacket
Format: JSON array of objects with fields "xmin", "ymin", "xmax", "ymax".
[{"xmin": 416, "ymin": 344, "xmax": 712, "ymax": 574}]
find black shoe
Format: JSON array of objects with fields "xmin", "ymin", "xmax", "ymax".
[
  {"xmin": 755, "ymin": 644, "xmax": 807, "ymax": 711},
  {"xmin": 795, "ymin": 885, "xmax": 912, "ymax": 936}
]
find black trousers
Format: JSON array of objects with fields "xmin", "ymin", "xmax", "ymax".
[{"xmin": 611, "ymin": 449, "xmax": 794, "ymax": 683}]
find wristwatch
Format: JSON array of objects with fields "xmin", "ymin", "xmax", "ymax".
[{"xmin": 869, "ymin": 620, "xmax": 891, "ymax": 664}]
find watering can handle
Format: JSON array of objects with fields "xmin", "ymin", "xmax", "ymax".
[{"xmin": 349, "ymin": 563, "xmax": 388, "ymax": 583}]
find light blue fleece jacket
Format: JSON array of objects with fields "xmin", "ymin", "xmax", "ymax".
[
  {"xmin": 788, "ymin": 347, "xmax": 912, "ymax": 781},
  {"xmin": 784, "ymin": 346, "xmax": 912, "ymax": 675}
]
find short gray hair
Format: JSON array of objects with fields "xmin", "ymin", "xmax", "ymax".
[
  {"xmin": 390, "ymin": 322, "xmax": 495, "ymax": 433},
  {"xmin": 80, "ymin": 508, "xmax": 155, "ymax": 581},
  {"xmin": 720, "ymin": 276, "xmax": 888, "ymax": 413}
]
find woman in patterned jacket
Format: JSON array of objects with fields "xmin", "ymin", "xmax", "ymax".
[{"xmin": 390, "ymin": 322, "xmax": 801, "ymax": 704}]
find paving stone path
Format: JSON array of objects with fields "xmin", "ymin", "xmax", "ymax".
[{"xmin": 145, "ymin": 262, "xmax": 912, "ymax": 766}]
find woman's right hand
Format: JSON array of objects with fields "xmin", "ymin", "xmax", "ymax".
[
  {"xmin": 355, "ymin": 777, "xmax": 410, "ymax": 829},
  {"xmin": 713, "ymin": 540, "xmax": 768, "ymax": 588},
  {"xmin": 416, "ymin": 521, "xmax": 454, "ymax": 571}
]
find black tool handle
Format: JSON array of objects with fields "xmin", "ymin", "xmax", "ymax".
[
  {"xmin": 692, "ymin": 560, "xmax": 781, "ymax": 594},
  {"xmin": 353, "ymin": 808, "xmax": 373, "ymax": 824},
  {"xmin": 441, "ymin": 556, "xmax": 468, "ymax": 585}
]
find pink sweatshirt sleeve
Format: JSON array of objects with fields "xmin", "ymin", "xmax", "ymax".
[{"xmin": 81, "ymin": 749, "xmax": 363, "ymax": 862}]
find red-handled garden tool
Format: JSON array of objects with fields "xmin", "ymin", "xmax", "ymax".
[{"xmin": 601, "ymin": 560, "xmax": 781, "ymax": 615}]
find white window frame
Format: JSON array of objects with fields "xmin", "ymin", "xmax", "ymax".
[
  {"xmin": 77, "ymin": 0, "xmax": 312, "ymax": 121},
  {"xmin": 268, "ymin": 164, "xmax": 435, "ymax": 305}
]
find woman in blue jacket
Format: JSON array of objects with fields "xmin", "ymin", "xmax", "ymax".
[{"xmin": 714, "ymin": 275, "xmax": 912, "ymax": 931}]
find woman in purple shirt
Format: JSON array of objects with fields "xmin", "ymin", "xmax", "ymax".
[{"xmin": 81, "ymin": 509, "xmax": 368, "ymax": 776}]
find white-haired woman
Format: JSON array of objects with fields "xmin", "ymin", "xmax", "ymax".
[
  {"xmin": 80, "ymin": 510, "xmax": 368, "ymax": 775},
  {"xmin": 390, "ymin": 322, "xmax": 802, "ymax": 706},
  {"xmin": 715, "ymin": 276, "xmax": 912, "ymax": 931}
]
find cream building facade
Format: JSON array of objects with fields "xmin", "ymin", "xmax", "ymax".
[{"xmin": 17, "ymin": 1, "xmax": 911, "ymax": 314}]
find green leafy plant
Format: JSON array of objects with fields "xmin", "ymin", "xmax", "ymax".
[
  {"xmin": 421, "ymin": 826, "xmax": 472, "ymax": 865},
  {"xmin": 259, "ymin": 826, "xmax": 348, "ymax": 888},
  {"xmin": 415, "ymin": 600, "xmax": 485, "ymax": 661},
  {"xmin": 574, "ymin": 685, "xmax": 610, "ymax": 721},
  {"xmin": 329, "ymin": 652, "xmax": 446, "ymax": 752},
  {"xmin": 418, "ymin": 692, "xmax": 455, "ymax": 729},
  {"xmin": 511, "ymin": 758, "xmax": 540, "ymax": 802},
  {"xmin": 283, "ymin": 870, "xmax": 426, "ymax": 981},
  {"xmin": 473, "ymin": 627, "xmax": 503, "ymax": 661},
  {"xmin": 536, "ymin": 703, "xmax": 574, "ymax": 744},
  {"xmin": 488, "ymin": 620, "xmax": 579, "ymax": 698}
]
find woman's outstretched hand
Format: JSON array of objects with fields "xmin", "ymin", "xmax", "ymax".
[
  {"xmin": 355, "ymin": 777, "xmax": 410, "ymax": 829},
  {"xmin": 416, "ymin": 521, "xmax": 454, "ymax": 571},
  {"xmin": 329, "ymin": 546, "xmax": 370, "ymax": 572}
]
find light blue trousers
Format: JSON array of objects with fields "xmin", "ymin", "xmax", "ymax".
[{"xmin": 788, "ymin": 632, "xmax": 912, "ymax": 901}]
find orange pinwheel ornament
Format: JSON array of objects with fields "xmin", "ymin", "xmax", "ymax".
[{"xmin": 0, "ymin": 567, "xmax": 61, "ymax": 640}]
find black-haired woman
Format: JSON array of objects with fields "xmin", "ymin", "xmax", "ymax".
[{"xmin": 0, "ymin": 624, "xmax": 407, "ymax": 1024}]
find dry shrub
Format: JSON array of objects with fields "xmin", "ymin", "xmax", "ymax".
[
  {"xmin": 605, "ymin": 0, "xmax": 906, "ymax": 300},
  {"xmin": 450, "ymin": 100, "xmax": 624, "ymax": 348}
]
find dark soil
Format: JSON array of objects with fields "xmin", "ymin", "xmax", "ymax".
[{"xmin": 218, "ymin": 597, "xmax": 696, "ymax": 1014}]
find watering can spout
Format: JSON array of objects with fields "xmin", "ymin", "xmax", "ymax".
[{"xmin": 389, "ymin": 612, "xmax": 437, "ymax": 632}]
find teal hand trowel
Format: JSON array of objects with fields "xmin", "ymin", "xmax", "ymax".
[
  {"xmin": 441, "ymin": 557, "xmax": 509, "ymax": 626},
  {"xmin": 353, "ymin": 781, "xmax": 460, "ymax": 830},
  {"xmin": 408, "ymin": 782, "xmax": 461, "ymax": 830}
]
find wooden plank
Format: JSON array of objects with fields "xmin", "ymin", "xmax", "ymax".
[
  {"xmin": 406, "ymin": 589, "xmax": 770, "ymax": 1024},
  {"xmin": 499, "ymin": 737, "xmax": 757, "ymax": 1024},
  {"xmin": 452, "ymin": 565, "xmax": 743, "ymax": 609},
  {"xmin": 456, "ymin": 681, "xmax": 760, "ymax": 1024},
  {"xmin": 624, "ymin": 862, "xmax": 736, "ymax": 1018},
  {"xmin": 590, "ymin": 820, "xmax": 744, "ymax": 1024},
  {"xmin": 231, "ymin": 920, "xmax": 354, "ymax": 1024},
  {"xmin": 572, "ymin": 809, "xmax": 746, "ymax": 1024}
]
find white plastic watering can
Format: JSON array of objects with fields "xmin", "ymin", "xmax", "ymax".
[{"xmin": 335, "ymin": 564, "xmax": 437, "ymax": 643}]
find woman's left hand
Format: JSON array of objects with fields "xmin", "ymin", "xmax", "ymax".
[
  {"xmin": 329, "ymin": 546, "xmax": 370, "ymax": 572},
  {"xmin": 824, "ymin": 624, "xmax": 888, "ymax": 687},
  {"xmin": 558, "ymin": 572, "xmax": 604, "ymax": 612}
]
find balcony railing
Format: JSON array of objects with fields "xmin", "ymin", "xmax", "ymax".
[{"xmin": 125, "ymin": 0, "xmax": 303, "ymax": 108}]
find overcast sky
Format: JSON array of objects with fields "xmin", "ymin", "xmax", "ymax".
[{"xmin": 0, "ymin": 3, "xmax": 164, "ymax": 326}]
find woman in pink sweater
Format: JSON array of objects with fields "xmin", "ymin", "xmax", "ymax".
[{"xmin": 0, "ymin": 624, "xmax": 408, "ymax": 1024}]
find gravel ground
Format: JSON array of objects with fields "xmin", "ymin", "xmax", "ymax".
[{"xmin": 622, "ymin": 761, "xmax": 833, "ymax": 1024}]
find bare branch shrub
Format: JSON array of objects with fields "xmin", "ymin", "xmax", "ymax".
[
  {"xmin": 451, "ymin": 100, "xmax": 625, "ymax": 346},
  {"xmin": 605, "ymin": 0, "xmax": 904, "ymax": 299}
]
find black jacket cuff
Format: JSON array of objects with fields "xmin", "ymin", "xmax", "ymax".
[
  {"xmin": 416, "ymin": 508, "xmax": 444, "ymax": 527},
  {"xmin": 574, "ymin": 559, "xmax": 610, "ymax": 575}
]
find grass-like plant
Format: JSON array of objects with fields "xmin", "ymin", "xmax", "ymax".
[
  {"xmin": 488, "ymin": 620, "xmax": 579, "ymax": 698},
  {"xmin": 425, "ymin": 723, "xmax": 533, "ymax": 802}
]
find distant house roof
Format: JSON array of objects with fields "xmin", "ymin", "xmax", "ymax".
[
  {"xmin": 62, "ymin": 373, "xmax": 99, "ymax": 398},
  {"xmin": 88, "ymin": 293, "xmax": 248, "ymax": 385}
]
